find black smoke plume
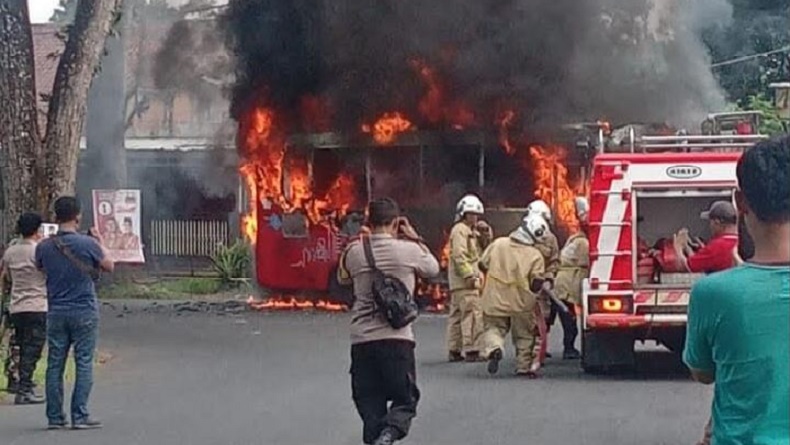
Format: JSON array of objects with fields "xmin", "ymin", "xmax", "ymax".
[{"xmin": 222, "ymin": 0, "xmax": 735, "ymax": 133}]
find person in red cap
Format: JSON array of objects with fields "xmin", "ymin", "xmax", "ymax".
[{"xmin": 674, "ymin": 201, "xmax": 739, "ymax": 274}]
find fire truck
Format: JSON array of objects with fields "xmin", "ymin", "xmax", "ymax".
[{"xmin": 580, "ymin": 119, "xmax": 767, "ymax": 373}]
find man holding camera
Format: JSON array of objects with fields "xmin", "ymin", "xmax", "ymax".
[
  {"xmin": 338, "ymin": 198, "xmax": 439, "ymax": 445},
  {"xmin": 35, "ymin": 197, "xmax": 114, "ymax": 430}
]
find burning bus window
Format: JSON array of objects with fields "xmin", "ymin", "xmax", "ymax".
[
  {"xmin": 368, "ymin": 146, "xmax": 422, "ymax": 204},
  {"xmin": 484, "ymin": 146, "xmax": 533, "ymax": 207},
  {"xmin": 419, "ymin": 141, "xmax": 482, "ymax": 209},
  {"xmin": 281, "ymin": 213, "xmax": 309, "ymax": 238}
]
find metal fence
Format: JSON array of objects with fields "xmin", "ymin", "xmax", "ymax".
[{"xmin": 150, "ymin": 220, "xmax": 232, "ymax": 257}]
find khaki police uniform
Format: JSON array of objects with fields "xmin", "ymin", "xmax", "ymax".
[{"xmin": 479, "ymin": 237, "xmax": 545, "ymax": 372}]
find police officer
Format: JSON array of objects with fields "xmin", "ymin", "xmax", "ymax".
[
  {"xmin": 552, "ymin": 197, "xmax": 590, "ymax": 359},
  {"xmin": 446, "ymin": 194, "xmax": 492, "ymax": 362},
  {"xmin": 525, "ymin": 200, "xmax": 560, "ymax": 360},
  {"xmin": 479, "ymin": 213, "xmax": 548, "ymax": 378}
]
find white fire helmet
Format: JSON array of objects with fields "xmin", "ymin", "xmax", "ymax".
[
  {"xmin": 455, "ymin": 194, "xmax": 485, "ymax": 222},
  {"xmin": 574, "ymin": 197, "xmax": 589, "ymax": 222},
  {"xmin": 521, "ymin": 213, "xmax": 550, "ymax": 245},
  {"xmin": 526, "ymin": 199, "xmax": 552, "ymax": 222}
]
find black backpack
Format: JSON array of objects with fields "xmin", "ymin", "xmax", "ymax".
[{"xmin": 362, "ymin": 236, "xmax": 419, "ymax": 329}]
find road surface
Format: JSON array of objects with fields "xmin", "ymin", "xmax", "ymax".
[{"xmin": 0, "ymin": 302, "xmax": 711, "ymax": 445}]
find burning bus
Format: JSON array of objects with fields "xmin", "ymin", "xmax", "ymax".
[
  {"xmin": 239, "ymin": 104, "xmax": 594, "ymax": 310},
  {"xmin": 218, "ymin": 0, "xmax": 749, "ymax": 312}
]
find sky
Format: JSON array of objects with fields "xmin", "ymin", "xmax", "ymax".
[{"xmin": 29, "ymin": 0, "xmax": 58, "ymax": 23}]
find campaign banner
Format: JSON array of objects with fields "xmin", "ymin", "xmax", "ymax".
[{"xmin": 92, "ymin": 189, "xmax": 145, "ymax": 263}]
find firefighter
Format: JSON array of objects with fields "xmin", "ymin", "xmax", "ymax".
[
  {"xmin": 525, "ymin": 200, "xmax": 560, "ymax": 360},
  {"xmin": 446, "ymin": 194, "xmax": 492, "ymax": 363},
  {"xmin": 479, "ymin": 213, "xmax": 547, "ymax": 378},
  {"xmin": 552, "ymin": 197, "xmax": 590, "ymax": 360}
]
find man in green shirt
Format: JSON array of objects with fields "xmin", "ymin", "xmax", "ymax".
[{"xmin": 684, "ymin": 135, "xmax": 790, "ymax": 445}]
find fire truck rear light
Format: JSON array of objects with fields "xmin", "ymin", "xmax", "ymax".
[
  {"xmin": 602, "ymin": 298, "xmax": 622, "ymax": 312},
  {"xmin": 589, "ymin": 296, "xmax": 633, "ymax": 314}
]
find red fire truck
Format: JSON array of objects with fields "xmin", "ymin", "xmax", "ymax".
[{"xmin": 581, "ymin": 128, "xmax": 766, "ymax": 373}]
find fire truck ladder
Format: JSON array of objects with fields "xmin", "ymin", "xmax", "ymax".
[{"xmin": 629, "ymin": 133, "xmax": 767, "ymax": 153}]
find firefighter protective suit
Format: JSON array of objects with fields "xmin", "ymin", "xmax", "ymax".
[
  {"xmin": 446, "ymin": 222, "xmax": 488, "ymax": 357},
  {"xmin": 552, "ymin": 231, "xmax": 589, "ymax": 355},
  {"xmin": 532, "ymin": 231, "xmax": 560, "ymax": 315},
  {"xmin": 479, "ymin": 237, "xmax": 545, "ymax": 373},
  {"xmin": 554, "ymin": 232, "xmax": 589, "ymax": 307}
]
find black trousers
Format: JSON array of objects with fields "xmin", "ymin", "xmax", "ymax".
[
  {"xmin": 351, "ymin": 340, "xmax": 420, "ymax": 445},
  {"xmin": 547, "ymin": 301, "xmax": 579, "ymax": 352},
  {"xmin": 8, "ymin": 312, "xmax": 46, "ymax": 392}
]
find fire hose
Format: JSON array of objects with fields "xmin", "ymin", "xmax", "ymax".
[
  {"xmin": 530, "ymin": 288, "xmax": 570, "ymax": 374},
  {"xmin": 543, "ymin": 287, "xmax": 569, "ymax": 314}
]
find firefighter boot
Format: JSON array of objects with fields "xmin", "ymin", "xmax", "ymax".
[
  {"xmin": 373, "ymin": 427, "xmax": 397, "ymax": 445},
  {"xmin": 487, "ymin": 348, "xmax": 503, "ymax": 375},
  {"xmin": 448, "ymin": 351, "xmax": 464, "ymax": 363}
]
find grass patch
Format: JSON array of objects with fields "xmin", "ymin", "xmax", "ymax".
[
  {"xmin": 98, "ymin": 277, "xmax": 225, "ymax": 300},
  {"xmin": 159, "ymin": 277, "xmax": 222, "ymax": 295}
]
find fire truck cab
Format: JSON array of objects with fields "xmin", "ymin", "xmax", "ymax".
[{"xmin": 581, "ymin": 131, "xmax": 766, "ymax": 373}]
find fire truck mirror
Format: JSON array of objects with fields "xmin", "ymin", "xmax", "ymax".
[{"xmin": 281, "ymin": 213, "xmax": 310, "ymax": 238}]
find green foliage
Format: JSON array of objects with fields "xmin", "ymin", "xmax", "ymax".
[
  {"xmin": 161, "ymin": 277, "xmax": 222, "ymax": 295},
  {"xmin": 704, "ymin": 2, "xmax": 790, "ymax": 105},
  {"xmin": 210, "ymin": 241, "xmax": 252, "ymax": 285},
  {"xmin": 741, "ymin": 93, "xmax": 787, "ymax": 135}
]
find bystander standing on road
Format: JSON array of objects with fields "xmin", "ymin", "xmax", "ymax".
[
  {"xmin": 0, "ymin": 213, "xmax": 48, "ymax": 404},
  {"xmin": 35, "ymin": 197, "xmax": 114, "ymax": 430},
  {"xmin": 684, "ymin": 135, "xmax": 790, "ymax": 445},
  {"xmin": 338, "ymin": 198, "xmax": 440, "ymax": 445}
]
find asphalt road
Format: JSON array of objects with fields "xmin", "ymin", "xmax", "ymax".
[{"xmin": 0, "ymin": 302, "xmax": 712, "ymax": 445}]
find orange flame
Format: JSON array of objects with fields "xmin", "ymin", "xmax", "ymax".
[
  {"xmin": 239, "ymin": 107, "xmax": 285, "ymax": 244},
  {"xmin": 410, "ymin": 59, "xmax": 475, "ymax": 130},
  {"xmin": 239, "ymin": 105, "xmax": 356, "ymax": 244},
  {"xmin": 495, "ymin": 110, "xmax": 516, "ymax": 155},
  {"xmin": 528, "ymin": 145, "xmax": 581, "ymax": 233},
  {"xmin": 439, "ymin": 234, "xmax": 450, "ymax": 269},
  {"xmin": 247, "ymin": 295, "xmax": 347, "ymax": 312},
  {"xmin": 362, "ymin": 112, "xmax": 414, "ymax": 145}
]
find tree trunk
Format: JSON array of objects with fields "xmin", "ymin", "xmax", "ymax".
[
  {"xmin": 0, "ymin": 0, "xmax": 44, "ymax": 232},
  {"xmin": 43, "ymin": 0, "xmax": 123, "ymax": 206}
]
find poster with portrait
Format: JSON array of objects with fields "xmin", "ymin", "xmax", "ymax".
[
  {"xmin": 39, "ymin": 224, "xmax": 59, "ymax": 239},
  {"xmin": 92, "ymin": 189, "xmax": 145, "ymax": 263}
]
